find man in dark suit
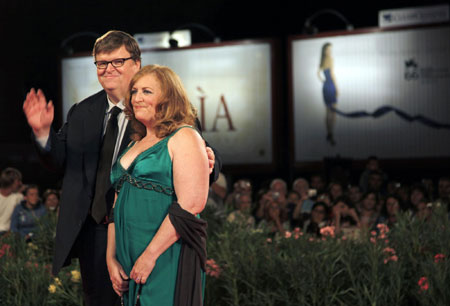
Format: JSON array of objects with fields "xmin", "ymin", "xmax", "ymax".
[{"xmin": 23, "ymin": 30, "xmax": 220, "ymax": 305}]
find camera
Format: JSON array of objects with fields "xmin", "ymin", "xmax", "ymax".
[
  {"xmin": 308, "ymin": 189, "xmax": 317, "ymax": 197},
  {"xmin": 272, "ymin": 191, "xmax": 280, "ymax": 200}
]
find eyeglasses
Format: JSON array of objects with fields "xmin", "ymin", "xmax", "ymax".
[{"xmin": 94, "ymin": 57, "xmax": 133, "ymax": 69}]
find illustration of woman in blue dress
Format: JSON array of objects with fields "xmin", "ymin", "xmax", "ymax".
[{"xmin": 317, "ymin": 42, "xmax": 338, "ymax": 146}]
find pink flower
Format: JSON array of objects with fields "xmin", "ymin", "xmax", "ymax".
[
  {"xmin": 266, "ymin": 238, "xmax": 272, "ymax": 243},
  {"xmin": 390, "ymin": 255, "xmax": 398, "ymax": 262},
  {"xmin": 370, "ymin": 231, "xmax": 377, "ymax": 236},
  {"xmin": 0, "ymin": 244, "xmax": 11, "ymax": 259},
  {"xmin": 434, "ymin": 253, "xmax": 445, "ymax": 263},
  {"xmin": 378, "ymin": 233, "xmax": 386, "ymax": 239},
  {"xmin": 370, "ymin": 237, "xmax": 376, "ymax": 244},
  {"xmin": 284, "ymin": 231, "xmax": 292, "ymax": 238},
  {"xmin": 377, "ymin": 223, "xmax": 390, "ymax": 234},
  {"xmin": 293, "ymin": 227, "xmax": 301, "ymax": 233},
  {"xmin": 320, "ymin": 226, "xmax": 336, "ymax": 238},
  {"xmin": 309, "ymin": 237, "xmax": 315, "ymax": 242},
  {"xmin": 384, "ymin": 239, "xmax": 389, "ymax": 244},
  {"xmin": 383, "ymin": 247, "xmax": 396, "ymax": 255},
  {"xmin": 418, "ymin": 276, "xmax": 429, "ymax": 292},
  {"xmin": 205, "ymin": 258, "xmax": 222, "ymax": 278}
]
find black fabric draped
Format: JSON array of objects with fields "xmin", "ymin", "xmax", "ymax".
[{"xmin": 168, "ymin": 201, "xmax": 207, "ymax": 306}]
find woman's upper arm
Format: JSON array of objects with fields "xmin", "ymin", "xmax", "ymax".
[{"xmin": 169, "ymin": 128, "xmax": 209, "ymax": 214}]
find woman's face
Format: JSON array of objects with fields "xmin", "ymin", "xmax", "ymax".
[
  {"xmin": 330, "ymin": 184, "xmax": 343, "ymax": 200},
  {"xmin": 311, "ymin": 205, "xmax": 326, "ymax": 223},
  {"xmin": 363, "ymin": 193, "xmax": 376, "ymax": 210},
  {"xmin": 410, "ymin": 189, "xmax": 425, "ymax": 207},
  {"xmin": 131, "ymin": 73, "xmax": 163, "ymax": 124},
  {"xmin": 45, "ymin": 193, "xmax": 59, "ymax": 210},
  {"xmin": 385, "ymin": 197, "xmax": 399, "ymax": 216}
]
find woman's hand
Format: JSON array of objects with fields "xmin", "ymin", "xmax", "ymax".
[
  {"xmin": 129, "ymin": 252, "xmax": 157, "ymax": 285},
  {"xmin": 107, "ymin": 257, "xmax": 129, "ymax": 296}
]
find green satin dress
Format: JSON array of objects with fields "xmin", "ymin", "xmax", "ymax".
[{"xmin": 111, "ymin": 126, "xmax": 200, "ymax": 306}]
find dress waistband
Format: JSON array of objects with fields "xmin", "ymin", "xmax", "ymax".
[{"xmin": 115, "ymin": 173, "xmax": 174, "ymax": 196}]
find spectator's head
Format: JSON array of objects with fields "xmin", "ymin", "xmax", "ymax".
[
  {"xmin": 386, "ymin": 180, "xmax": 401, "ymax": 195},
  {"xmin": 0, "ymin": 167, "xmax": 23, "ymax": 192},
  {"xmin": 234, "ymin": 179, "xmax": 252, "ymax": 195},
  {"xmin": 292, "ymin": 178, "xmax": 309, "ymax": 197},
  {"xmin": 366, "ymin": 156, "xmax": 380, "ymax": 171},
  {"xmin": 270, "ymin": 178, "xmax": 287, "ymax": 196},
  {"xmin": 415, "ymin": 198, "xmax": 431, "ymax": 221},
  {"xmin": 310, "ymin": 202, "xmax": 329, "ymax": 224},
  {"xmin": 396, "ymin": 184, "xmax": 410, "ymax": 206},
  {"xmin": 234, "ymin": 193, "xmax": 252, "ymax": 214},
  {"xmin": 347, "ymin": 184, "xmax": 362, "ymax": 205},
  {"xmin": 438, "ymin": 177, "xmax": 450, "ymax": 200},
  {"xmin": 384, "ymin": 194, "xmax": 402, "ymax": 218},
  {"xmin": 23, "ymin": 184, "xmax": 40, "ymax": 208},
  {"xmin": 368, "ymin": 170, "xmax": 384, "ymax": 192},
  {"xmin": 310, "ymin": 174, "xmax": 326, "ymax": 193},
  {"xmin": 43, "ymin": 189, "xmax": 60, "ymax": 212},
  {"xmin": 287, "ymin": 190, "xmax": 300, "ymax": 204},
  {"xmin": 361, "ymin": 191, "xmax": 378, "ymax": 211},
  {"xmin": 333, "ymin": 196, "xmax": 352, "ymax": 215},
  {"xmin": 328, "ymin": 182, "xmax": 344, "ymax": 202},
  {"xmin": 410, "ymin": 184, "xmax": 427, "ymax": 208}
]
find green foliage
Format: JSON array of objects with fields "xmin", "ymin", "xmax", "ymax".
[
  {"xmin": 1, "ymin": 207, "xmax": 449, "ymax": 305},
  {"xmin": 203, "ymin": 206, "xmax": 450, "ymax": 306},
  {"xmin": 0, "ymin": 213, "xmax": 83, "ymax": 306}
]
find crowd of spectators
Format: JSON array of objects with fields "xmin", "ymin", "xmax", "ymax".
[
  {"xmin": 2, "ymin": 156, "xmax": 450, "ymax": 241},
  {"xmin": 208, "ymin": 156, "xmax": 450, "ymax": 239},
  {"xmin": 0, "ymin": 167, "xmax": 60, "ymax": 241}
]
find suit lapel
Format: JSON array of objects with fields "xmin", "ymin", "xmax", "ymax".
[{"xmin": 83, "ymin": 91, "xmax": 108, "ymax": 190}]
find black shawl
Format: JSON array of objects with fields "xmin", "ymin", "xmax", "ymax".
[{"xmin": 168, "ymin": 201, "xmax": 207, "ymax": 306}]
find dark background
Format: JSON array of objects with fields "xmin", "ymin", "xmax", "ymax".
[{"xmin": 0, "ymin": 0, "xmax": 447, "ymax": 190}]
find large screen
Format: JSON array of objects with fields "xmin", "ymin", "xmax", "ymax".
[
  {"xmin": 290, "ymin": 25, "xmax": 450, "ymax": 163},
  {"xmin": 61, "ymin": 41, "xmax": 274, "ymax": 165}
]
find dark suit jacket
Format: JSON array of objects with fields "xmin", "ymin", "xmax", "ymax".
[{"xmin": 34, "ymin": 90, "xmax": 221, "ymax": 276}]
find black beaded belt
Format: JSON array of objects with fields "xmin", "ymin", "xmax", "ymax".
[{"xmin": 115, "ymin": 173, "xmax": 174, "ymax": 196}]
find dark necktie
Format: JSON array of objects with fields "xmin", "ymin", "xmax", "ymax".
[{"xmin": 91, "ymin": 106, "xmax": 122, "ymax": 224}]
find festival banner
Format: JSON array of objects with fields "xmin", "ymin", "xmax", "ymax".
[
  {"xmin": 290, "ymin": 25, "xmax": 450, "ymax": 163},
  {"xmin": 61, "ymin": 41, "xmax": 274, "ymax": 165}
]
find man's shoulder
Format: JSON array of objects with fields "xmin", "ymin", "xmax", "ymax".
[
  {"xmin": 65, "ymin": 90, "xmax": 107, "ymax": 118},
  {"xmin": 76, "ymin": 90, "xmax": 107, "ymax": 107},
  {"xmin": 0, "ymin": 192, "xmax": 23, "ymax": 205}
]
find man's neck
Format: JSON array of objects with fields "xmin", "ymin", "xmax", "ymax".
[{"xmin": 106, "ymin": 90, "xmax": 124, "ymax": 104}]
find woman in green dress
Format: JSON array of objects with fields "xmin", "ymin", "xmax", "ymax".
[{"xmin": 106, "ymin": 65, "xmax": 209, "ymax": 305}]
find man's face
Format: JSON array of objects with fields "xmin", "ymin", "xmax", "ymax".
[
  {"xmin": 311, "ymin": 176, "xmax": 324, "ymax": 191},
  {"xmin": 368, "ymin": 174, "xmax": 383, "ymax": 191},
  {"xmin": 25, "ymin": 188, "xmax": 40, "ymax": 207},
  {"xmin": 348, "ymin": 186, "xmax": 361, "ymax": 204},
  {"xmin": 293, "ymin": 179, "xmax": 309, "ymax": 196},
  {"xmin": 96, "ymin": 45, "xmax": 140, "ymax": 99}
]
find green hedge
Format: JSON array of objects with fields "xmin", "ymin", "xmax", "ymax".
[{"xmin": 1, "ymin": 207, "xmax": 449, "ymax": 306}]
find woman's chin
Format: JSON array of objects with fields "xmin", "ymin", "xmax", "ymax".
[{"xmin": 135, "ymin": 114, "xmax": 154, "ymax": 126}]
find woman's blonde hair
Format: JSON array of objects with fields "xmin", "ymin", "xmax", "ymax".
[{"xmin": 124, "ymin": 65, "xmax": 197, "ymax": 140}]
